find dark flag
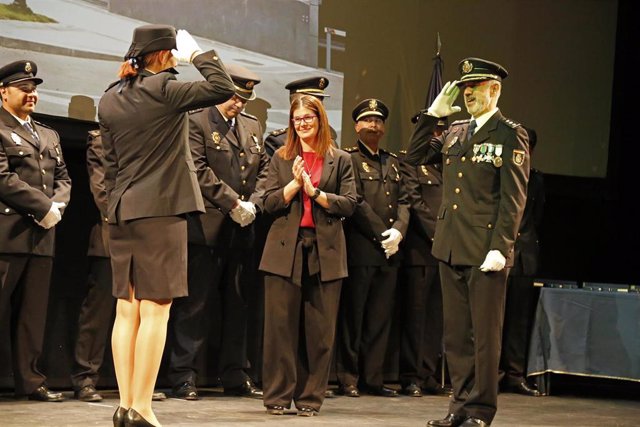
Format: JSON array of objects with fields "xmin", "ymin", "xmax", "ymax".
[{"xmin": 411, "ymin": 33, "xmax": 444, "ymax": 123}]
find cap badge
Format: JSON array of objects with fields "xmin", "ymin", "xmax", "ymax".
[
  {"xmin": 461, "ymin": 60, "xmax": 473, "ymax": 74},
  {"xmin": 368, "ymin": 99, "xmax": 378, "ymax": 111},
  {"xmin": 25, "ymin": 62, "xmax": 32, "ymax": 73},
  {"xmin": 318, "ymin": 78, "xmax": 326, "ymax": 89},
  {"xmin": 246, "ymin": 81, "xmax": 254, "ymax": 89}
]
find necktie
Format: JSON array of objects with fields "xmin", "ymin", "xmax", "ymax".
[
  {"xmin": 228, "ymin": 119, "xmax": 239, "ymax": 140},
  {"xmin": 467, "ymin": 120, "xmax": 477, "ymax": 141},
  {"xmin": 23, "ymin": 121, "xmax": 40, "ymax": 146}
]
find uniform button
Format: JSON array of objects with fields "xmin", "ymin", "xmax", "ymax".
[
  {"xmin": 40, "ymin": 154, "xmax": 44, "ymax": 160},
  {"xmin": 216, "ymin": 146, "xmax": 221, "ymax": 150},
  {"xmin": 461, "ymin": 156, "xmax": 466, "ymax": 162},
  {"xmin": 240, "ymin": 165, "xmax": 246, "ymax": 170},
  {"xmin": 213, "ymin": 55, "xmax": 219, "ymax": 61},
  {"xmin": 488, "ymin": 223, "xmax": 493, "ymax": 229},
  {"xmin": 4, "ymin": 208, "xmax": 10, "ymax": 213},
  {"xmin": 383, "ymin": 179, "xmax": 387, "ymax": 183},
  {"xmin": 369, "ymin": 176, "xmax": 373, "ymax": 180},
  {"xmin": 452, "ymin": 204, "xmax": 458, "ymax": 210},
  {"xmin": 41, "ymin": 169, "xmax": 46, "ymax": 175},
  {"xmin": 388, "ymin": 204, "xmax": 392, "ymax": 208},
  {"xmin": 457, "ymin": 172, "xmax": 463, "ymax": 178},
  {"xmin": 446, "ymin": 159, "xmax": 451, "ymax": 165},
  {"xmin": 19, "ymin": 150, "xmax": 24, "ymax": 156},
  {"xmin": 517, "ymin": 232, "xmax": 521, "ymax": 237},
  {"xmin": 43, "ymin": 184, "xmax": 47, "ymax": 190},
  {"xmin": 385, "ymin": 191, "xmax": 390, "ymax": 196},
  {"xmin": 240, "ymin": 152, "xmax": 245, "ymax": 157},
  {"xmin": 240, "ymin": 195, "xmax": 245, "ymax": 200},
  {"xmin": 242, "ymin": 179, "xmax": 247, "ymax": 185},
  {"xmin": 455, "ymin": 188, "xmax": 461, "ymax": 194},
  {"xmin": 427, "ymin": 180, "xmax": 432, "ymax": 184},
  {"xmin": 388, "ymin": 218, "xmax": 393, "ymax": 223}
]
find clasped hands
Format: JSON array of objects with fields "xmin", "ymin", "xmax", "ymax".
[
  {"xmin": 292, "ymin": 155, "xmax": 318, "ymax": 198},
  {"xmin": 380, "ymin": 228, "xmax": 402, "ymax": 259},
  {"xmin": 36, "ymin": 201, "xmax": 66, "ymax": 229},
  {"xmin": 230, "ymin": 200, "xmax": 256, "ymax": 227}
]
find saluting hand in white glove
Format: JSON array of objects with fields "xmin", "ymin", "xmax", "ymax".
[
  {"xmin": 171, "ymin": 29, "xmax": 203, "ymax": 63},
  {"xmin": 427, "ymin": 81, "xmax": 462, "ymax": 118}
]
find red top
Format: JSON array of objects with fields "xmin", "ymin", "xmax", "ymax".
[{"xmin": 300, "ymin": 151, "xmax": 324, "ymax": 228}]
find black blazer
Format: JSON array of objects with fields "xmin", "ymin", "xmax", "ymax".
[
  {"xmin": 0, "ymin": 107, "xmax": 71, "ymax": 256},
  {"xmin": 259, "ymin": 148, "xmax": 356, "ymax": 282},
  {"xmin": 98, "ymin": 50, "xmax": 234, "ymax": 224},
  {"xmin": 406, "ymin": 111, "xmax": 529, "ymax": 267}
]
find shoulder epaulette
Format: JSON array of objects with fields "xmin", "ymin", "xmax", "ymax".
[
  {"xmin": 240, "ymin": 111, "xmax": 258, "ymax": 121},
  {"xmin": 188, "ymin": 108, "xmax": 204, "ymax": 115},
  {"xmin": 500, "ymin": 117, "xmax": 521, "ymax": 129},
  {"xmin": 379, "ymin": 148, "xmax": 397, "ymax": 158},
  {"xmin": 399, "ymin": 149, "xmax": 407, "ymax": 154},
  {"xmin": 451, "ymin": 119, "xmax": 471, "ymax": 125},
  {"xmin": 343, "ymin": 146, "xmax": 358, "ymax": 152},
  {"xmin": 32, "ymin": 120, "xmax": 53, "ymax": 130},
  {"xmin": 270, "ymin": 127, "xmax": 287, "ymax": 137},
  {"xmin": 88, "ymin": 129, "xmax": 100, "ymax": 137}
]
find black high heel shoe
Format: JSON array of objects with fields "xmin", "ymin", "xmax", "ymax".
[
  {"xmin": 113, "ymin": 406, "xmax": 127, "ymax": 427},
  {"xmin": 124, "ymin": 409, "xmax": 154, "ymax": 427}
]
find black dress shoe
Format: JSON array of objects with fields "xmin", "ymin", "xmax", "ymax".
[
  {"xmin": 75, "ymin": 384, "xmax": 102, "ymax": 402},
  {"xmin": 366, "ymin": 385, "xmax": 399, "ymax": 397},
  {"xmin": 460, "ymin": 417, "xmax": 490, "ymax": 427},
  {"xmin": 337, "ymin": 384, "xmax": 360, "ymax": 397},
  {"xmin": 324, "ymin": 389, "xmax": 336, "ymax": 398},
  {"xmin": 28, "ymin": 385, "xmax": 64, "ymax": 402},
  {"xmin": 508, "ymin": 380, "xmax": 543, "ymax": 397},
  {"xmin": 423, "ymin": 383, "xmax": 454, "ymax": 396},
  {"xmin": 113, "ymin": 406, "xmax": 127, "ymax": 427},
  {"xmin": 224, "ymin": 380, "xmax": 263, "ymax": 399},
  {"xmin": 172, "ymin": 381, "xmax": 199, "ymax": 400},
  {"xmin": 401, "ymin": 383, "xmax": 423, "ymax": 397},
  {"xmin": 427, "ymin": 413, "xmax": 466, "ymax": 427},
  {"xmin": 124, "ymin": 409, "xmax": 154, "ymax": 426},
  {"xmin": 265, "ymin": 404, "xmax": 285, "ymax": 415},
  {"xmin": 297, "ymin": 406, "xmax": 318, "ymax": 417}
]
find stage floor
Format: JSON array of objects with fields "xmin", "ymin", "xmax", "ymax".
[{"xmin": 1, "ymin": 386, "xmax": 639, "ymax": 426}]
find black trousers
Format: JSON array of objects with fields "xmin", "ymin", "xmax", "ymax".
[
  {"xmin": 440, "ymin": 262, "xmax": 509, "ymax": 424},
  {"xmin": 399, "ymin": 265, "xmax": 443, "ymax": 388},
  {"xmin": 336, "ymin": 265, "xmax": 398, "ymax": 387},
  {"xmin": 262, "ymin": 273, "xmax": 341, "ymax": 411},
  {"xmin": 70, "ymin": 257, "xmax": 114, "ymax": 390},
  {"xmin": 168, "ymin": 244, "xmax": 255, "ymax": 388},
  {"xmin": 0, "ymin": 254, "xmax": 53, "ymax": 395},
  {"xmin": 499, "ymin": 274, "xmax": 539, "ymax": 385}
]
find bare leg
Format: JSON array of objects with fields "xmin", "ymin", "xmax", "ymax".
[
  {"xmin": 111, "ymin": 284, "xmax": 140, "ymax": 410},
  {"xmin": 130, "ymin": 298, "xmax": 172, "ymax": 426}
]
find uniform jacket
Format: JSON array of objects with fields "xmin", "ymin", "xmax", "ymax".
[
  {"xmin": 0, "ymin": 107, "xmax": 71, "ymax": 256},
  {"xmin": 85, "ymin": 130, "xmax": 109, "ymax": 258},
  {"xmin": 259, "ymin": 148, "xmax": 356, "ymax": 282},
  {"xmin": 512, "ymin": 168, "xmax": 544, "ymax": 276},
  {"xmin": 98, "ymin": 50, "xmax": 235, "ymax": 224},
  {"xmin": 344, "ymin": 140, "xmax": 410, "ymax": 267},
  {"xmin": 398, "ymin": 152, "xmax": 442, "ymax": 267},
  {"xmin": 187, "ymin": 106, "xmax": 269, "ymax": 247},
  {"xmin": 405, "ymin": 111, "xmax": 529, "ymax": 267}
]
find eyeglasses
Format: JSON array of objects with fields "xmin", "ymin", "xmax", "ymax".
[{"xmin": 292, "ymin": 115, "xmax": 317, "ymax": 125}]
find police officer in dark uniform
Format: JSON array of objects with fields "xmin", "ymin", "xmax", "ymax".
[
  {"xmin": 406, "ymin": 58, "xmax": 529, "ymax": 427},
  {"xmin": 263, "ymin": 77, "xmax": 335, "ymax": 157},
  {"xmin": 499, "ymin": 127, "xmax": 545, "ymax": 397},
  {"xmin": 397, "ymin": 144, "xmax": 449, "ymax": 397},
  {"xmin": 168, "ymin": 63, "xmax": 268, "ymax": 400},
  {"xmin": 0, "ymin": 60, "xmax": 71, "ymax": 402},
  {"xmin": 336, "ymin": 99, "xmax": 409, "ymax": 397}
]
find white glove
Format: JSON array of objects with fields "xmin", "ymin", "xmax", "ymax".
[
  {"xmin": 36, "ymin": 202, "xmax": 65, "ymax": 229},
  {"xmin": 230, "ymin": 200, "xmax": 256, "ymax": 227},
  {"xmin": 381, "ymin": 228, "xmax": 403, "ymax": 258},
  {"xmin": 171, "ymin": 29, "xmax": 203, "ymax": 63},
  {"xmin": 479, "ymin": 249, "xmax": 506, "ymax": 272},
  {"xmin": 427, "ymin": 81, "xmax": 462, "ymax": 118}
]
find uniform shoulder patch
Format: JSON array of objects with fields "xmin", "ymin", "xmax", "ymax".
[
  {"xmin": 500, "ymin": 117, "xmax": 521, "ymax": 129},
  {"xmin": 343, "ymin": 146, "xmax": 358, "ymax": 152},
  {"xmin": 270, "ymin": 127, "xmax": 287, "ymax": 137},
  {"xmin": 240, "ymin": 111, "xmax": 258, "ymax": 121},
  {"xmin": 188, "ymin": 108, "xmax": 204, "ymax": 115}
]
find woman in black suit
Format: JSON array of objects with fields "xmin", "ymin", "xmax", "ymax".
[
  {"xmin": 98, "ymin": 25, "xmax": 233, "ymax": 426},
  {"xmin": 259, "ymin": 95, "xmax": 356, "ymax": 416}
]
